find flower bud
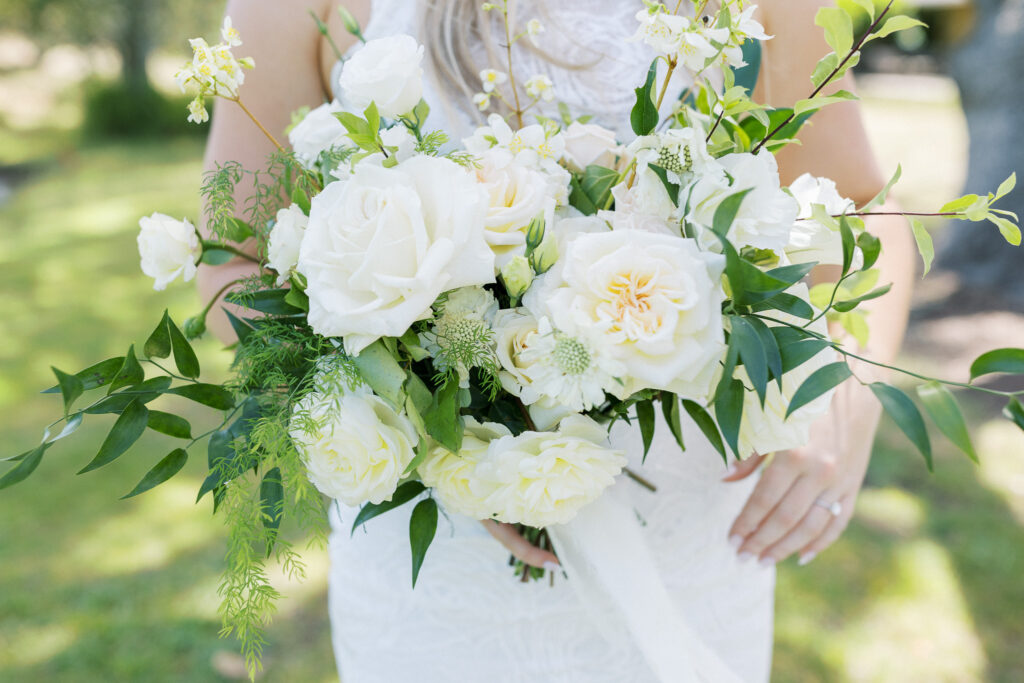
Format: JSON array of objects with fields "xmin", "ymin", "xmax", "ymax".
[
  {"xmin": 183, "ymin": 315, "xmax": 207, "ymax": 340},
  {"xmin": 338, "ymin": 6, "xmax": 364, "ymax": 38},
  {"xmin": 529, "ymin": 233, "xmax": 558, "ymax": 274},
  {"xmin": 525, "ymin": 215, "xmax": 546, "ymax": 252},
  {"xmin": 500, "ymin": 255, "xmax": 535, "ymax": 298}
]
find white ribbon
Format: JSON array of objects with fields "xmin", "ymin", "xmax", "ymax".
[{"xmin": 548, "ymin": 492, "xmax": 744, "ymax": 683}]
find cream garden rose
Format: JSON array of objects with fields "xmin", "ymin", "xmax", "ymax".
[
  {"xmin": 417, "ymin": 418, "xmax": 510, "ymax": 520},
  {"xmin": 298, "ymin": 154, "xmax": 495, "ymax": 355},
  {"xmin": 267, "ymin": 204, "xmax": 308, "ymax": 286},
  {"xmin": 528, "ymin": 229, "xmax": 727, "ymax": 400},
  {"xmin": 290, "ymin": 385, "xmax": 418, "ymax": 506},
  {"xmin": 338, "ymin": 34, "xmax": 424, "ymax": 118},
  {"xmin": 137, "ymin": 213, "xmax": 202, "ymax": 291},
  {"xmin": 475, "ymin": 150, "xmax": 556, "ymax": 267}
]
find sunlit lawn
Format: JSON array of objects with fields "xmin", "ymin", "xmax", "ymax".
[{"xmin": 1, "ymin": 89, "xmax": 1022, "ymax": 681}]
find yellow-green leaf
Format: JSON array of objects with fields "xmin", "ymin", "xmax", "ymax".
[{"xmin": 909, "ymin": 218, "xmax": 934, "ymax": 276}]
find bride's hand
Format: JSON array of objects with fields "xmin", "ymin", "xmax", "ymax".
[
  {"xmin": 481, "ymin": 520, "xmax": 560, "ymax": 569},
  {"xmin": 723, "ymin": 399, "xmax": 875, "ymax": 567}
]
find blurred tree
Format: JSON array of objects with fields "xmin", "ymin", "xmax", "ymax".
[
  {"xmin": 0, "ymin": 0, "xmax": 223, "ymax": 90},
  {"xmin": 938, "ymin": 0, "xmax": 1024, "ymax": 306}
]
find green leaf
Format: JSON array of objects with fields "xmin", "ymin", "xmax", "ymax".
[
  {"xmin": 147, "ymin": 411, "xmax": 192, "ymax": 439},
  {"xmin": 423, "ymin": 380, "xmax": 463, "ymax": 453},
  {"xmin": 832, "ymin": 283, "xmax": 893, "ymax": 313},
  {"xmin": 353, "ymin": 340, "xmax": 407, "ymax": 410},
  {"xmin": 748, "ymin": 316, "xmax": 783, "ymax": 387},
  {"xmin": 714, "ymin": 378, "xmax": 745, "ymax": 457},
  {"xmin": 51, "ymin": 366, "xmax": 84, "ymax": 415},
  {"xmin": 260, "ymin": 467, "xmax": 285, "ymax": 551},
  {"xmin": 168, "ymin": 318, "xmax": 200, "ymax": 379},
  {"xmin": 990, "ymin": 214, "xmax": 1022, "ymax": 246},
  {"xmin": 200, "ymin": 249, "xmax": 235, "ymax": 266},
  {"xmin": 870, "ymin": 382, "xmax": 933, "ymax": 470},
  {"xmin": 731, "ymin": 317, "xmax": 768, "ymax": 406},
  {"xmin": 224, "ymin": 310, "xmax": 255, "ymax": 344},
  {"xmin": 840, "ymin": 215, "xmax": 856, "ymax": 275},
  {"xmin": 794, "ymin": 90, "xmax": 857, "ymax": 116},
  {"xmin": 409, "ymin": 498, "xmax": 438, "ymax": 587},
  {"xmin": 283, "ymin": 287, "xmax": 309, "ymax": 312},
  {"xmin": 969, "ymin": 348, "xmax": 1024, "ymax": 380},
  {"xmin": 1002, "ymin": 397, "xmax": 1024, "ymax": 432},
  {"xmin": 636, "ymin": 399, "xmax": 656, "ymax": 461},
  {"xmin": 569, "ymin": 175, "xmax": 599, "ymax": 215},
  {"xmin": 84, "ymin": 377, "xmax": 172, "ymax": 414},
  {"xmin": 712, "ymin": 189, "xmax": 753, "ymax": 238},
  {"xmin": 810, "ymin": 52, "xmax": 839, "ymax": 90},
  {"xmin": 580, "ymin": 164, "xmax": 620, "ymax": 209},
  {"xmin": 630, "ymin": 59, "xmax": 659, "ymax": 136},
  {"xmin": 225, "ymin": 289, "xmax": 304, "ymax": 317},
  {"xmin": 995, "ymin": 172, "xmax": 1016, "ymax": 200},
  {"xmin": 909, "ymin": 218, "xmax": 934, "ymax": 276},
  {"xmin": 870, "ymin": 15, "xmax": 927, "ymax": 41},
  {"xmin": 786, "ymin": 362, "xmax": 851, "ymax": 418},
  {"xmin": 734, "ymin": 39, "xmax": 762, "ymax": 93},
  {"xmin": 765, "ymin": 262, "xmax": 817, "ymax": 286},
  {"xmin": 916, "ymin": 382, "xmax": 977, "ymax": 462},
  {"xmin": 42, "ymin": 412, "xmax": 84, "ymax": 445},
  {"xmin": 751, "ymin": 292, "xmax": 815, "ymax": 320},
  {"xmin": 144, "ymin": 311, "xmax": 172, "ymax": 359},
  {"xmin": 109, "ymin": 345, "xmax": 145, "ymax": 393},
  {"xmin": 857, "ymin": 231, "xmax": 882, "ymax": 270},
  {"xmin": 861, "ymin": 164, "xmax": 902, "ymax": 212},
  {"xmin": 661, "ymin": 392, "xmax": 685, "ymax": 452},
  {"xmin": 816, "ymin": 6, "xmax": 854, "ymax": 58},
  {"xmin": 78, "ymin": 399, "xmax": 150, "ymax": 474},
  {"xmin": 682, "ymin": 400, "xmax": 727, "ymax": 463},
  {"xmin": 849, "ymin": 0, "xmax": 875, "ymax": 20},
  {"xmin": 351, "ymin": 481, "xmax": 426, "ymax": 534},
  {"xmin": 121, "ymin": 449, "xmax": 189, "ymax": 499},
  {"xmin": 0, "ymin": 443, "xmax": 48, "ymax": 490},
  {"xmin": 291, "ymin": 187, "xmax": 311, "ymax": 215},
  {"xmin": 779, "ymin": 338, "xmax": 831, "ymax": 374},
  {"xmin": 166, "ymin": 383, "xmax": 236, "ymax": 410},
  {"xmin": 648, "ymin": 164, "xmax": 680, "ymax": 206}
]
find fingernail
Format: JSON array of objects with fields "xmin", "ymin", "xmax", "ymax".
[
  {"xmin": 543, "ymin": 561, "xmax": 560, "ymax": 572},
  {"xmin": 737, "ymin": 551, "xmax": 754, "ymax": 563},
  {"xmin": 728, "ymin": 534, "xmax": 743, "ymax": 549},
  {"xmin": 798, "ymin": 552, "xmax": 817, "ymax": 566},
  {"xmin": 758, "ymin": 556, "xmax": 776, "ymax": 569}
]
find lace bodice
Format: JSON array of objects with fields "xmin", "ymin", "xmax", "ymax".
[{"xmin": 336, "ymin": 0, "xmax": 694, "ymax": 141}]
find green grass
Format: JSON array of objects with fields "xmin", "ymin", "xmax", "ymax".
[{"xmin": 1, "ymin": 133, "xmax": 1022, "ymax": 682}]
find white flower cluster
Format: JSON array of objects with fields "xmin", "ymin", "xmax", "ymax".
[
  {"xmin": 632, "ymin": 1, "xmax": 769, "ymax": 72},
  {"xmin": 174, "ymin": 17, "xmax": 255, "ymax": 124}
]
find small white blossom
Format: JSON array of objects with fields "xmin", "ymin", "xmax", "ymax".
[
  {"xmin": 525, "ymin": 74, "xmax": 555, "ymax": 102},
  {"xmin": 479, "ymin": 68, "xmax": 508, "ymax": 94},
  {"xmin": 526, "ymin": 18, "xmax": 545, "ymax": 46},
  {"xmin": 473, "ymin": 92, "xmax": 491, "ymax": 111},
  {"xmin": 186, "ymin": 97, "xmax": 209, "ymax": 124},
  {"xmin": 221, "ymin": 16, "xmax": 242, "ymax": 47}
]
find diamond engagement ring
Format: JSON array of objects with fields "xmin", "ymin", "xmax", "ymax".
[{"xmin": 814, "ymin": 498, "xmax": 842, "ymax": 517}]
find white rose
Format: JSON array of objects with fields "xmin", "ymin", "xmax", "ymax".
[
  {"xmin": 379, "ymin": 125, "xmax": 418, "ymax": 162},
  {"xmin": 267, "ymin": 204, "xmax": 309, "ymax": 286},
  {"xmin": 475, "ymin": 151, "xmax": 557, "ymax": 267},
  {"xmin": 298, "ymin": 154, "xmax": 495, "ymax": 355},
  {"xmin": 338, "ymin": 34, "xmax": 424, "ymax": 118},
  {"xmin": 417, "ymin": 418, "xmax": 510, "ymax": 520},
  {"xmin": 536, "ymin": 229, "xmax": 727, "ymax": 400},
  {"xmin": 786, "ymin": 173, "xmax": 859, "ymax": 267},
  {"xmin": 561, "ymin": 122, "xmax": 625, "ymax": 173},
  {"xmin": 688, "ymin": 151, "xmax": 798, "ymax": 253},
  {"xmin": 137, "ymin": 213, "xmax": 201, "ymax": 291},
  {"xmin": 476, "ymin": 415, "xmax": 627, "ymax": 527},
  {"xmin": 288, "ymin": 100, "xmax": 348, "ymax": 170},
  {"xmin": 492, "ymin": 307, "xmax": 542, "ymax": 396},
  {"xmin": 290, "ymin": 385, "xmax": 418, "ymax": 506}
]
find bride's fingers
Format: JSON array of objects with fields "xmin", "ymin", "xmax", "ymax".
[
  {"xmin": 721, "ymin": 452, "xmax": 768, "ymax": 482},
  {"xmin": 481, "ymin": 520, "xmax": 559, "ymax": 569},
  {"xmin": 735, "ymin": 475, "xmax": 824, "ymax": 562},
  {"xmin": 757, "ymin": 502, "xmax": 833, "ymax": 565},
  {"xmin": 726, "ymin": 458, "xmax": 801, "ymax": 546},
  {"xmin": 796, "ymin": 494, "xmax": 856, "ymax": 565}
]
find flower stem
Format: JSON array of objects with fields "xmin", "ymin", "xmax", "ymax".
[
  {"xmin": 203, "ymin": 242, "xmax": 261, "ymax": 264},
  {"xmin": 232, "ymin": 97, "xmax": 286, "ymax": 154},
  {"xmin": 502, "ymin": 2, "xmax": 525, "ymax": 128}
]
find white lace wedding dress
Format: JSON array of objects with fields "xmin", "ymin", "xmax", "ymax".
[{"xmin": 326, "ymin": 2, "xmax": 775, "ymax": 681}]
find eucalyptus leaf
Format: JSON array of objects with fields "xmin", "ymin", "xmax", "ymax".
[
  {"xmin": 409, "ymin": 498, "xmax": 439, "ymax": 588},
  {"xmin": 121, "ymin": 449, "xmax": 189, "ymax": 499},
  {"xmin": 870, "ymin": 382, "xmax": 933, "ymax": 470},
  {"xmin": 78, "ymin": 399, "xmax": 149, "ymax": 474},
  {"xmin": 351, "ymin": 480, "xmax": 426, "ymax": 534}
]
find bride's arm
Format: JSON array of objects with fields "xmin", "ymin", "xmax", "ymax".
[
  {"xmin": 725, "ymin": 0, "xmax": 918, "ymax": 566},
  {"xmin": 198, "ymin": 0, "xmax": 370, "ymax": 343}
]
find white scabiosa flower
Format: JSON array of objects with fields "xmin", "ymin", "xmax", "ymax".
[
  {"xmin": 525, "ymin": 74, "xmax": 555, "ymax": 102},
  {"xmin": 516, "ymin": 317, "xmax": 622, "ymax": 411},
  {"xmin": 267, "ymin": 204, "xmax": 309, "ymax": 286},
  {"xmin": 339, "ymin": 34, "xmax": 424, "ymax": 118},
  {"xmin": 137, "ymin": 213, "xmax": 202, "ymax": 291},
  {"xmin": 420, "ymin": 286, "xmax": 499, "ymax": 386},
  {"xmin": 479, "ymin": 68, "xmax": 508, "ymax": 93}
]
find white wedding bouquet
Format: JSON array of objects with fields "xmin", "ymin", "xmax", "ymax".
[{"xmin": 5, "ymin": 0, "xmax": 1022, "ymax": 674}]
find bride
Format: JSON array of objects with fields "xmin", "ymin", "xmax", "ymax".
[{"xmin": 199, "ymin": 1, "xmax": 916, "ymax": 680}]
